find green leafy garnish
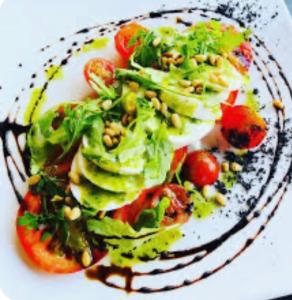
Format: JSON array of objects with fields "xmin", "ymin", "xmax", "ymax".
[
  {"xmin": 134, "ymin": 197, "xmax": 170, "ymax": 231},
  {"xmin": 191, "ymin": 190, "xmax": 217, "ymax": 219}
]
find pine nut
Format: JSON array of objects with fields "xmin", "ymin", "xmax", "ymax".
[
  {"xmin": 202, "ymin": 185, "xmax": 211, "ymax": 199},
  {"xmin": 128, "ymin": 81, "xmax": 140, "ymax": 92},
  {"xmin": 112, "ymin": 137, "xmax": 119, "ymax": 145},
  {"xmin": 104, "ymin": 128, "xmax": 117, "ymax": 137},
  {"xmin": 192, "ymin": 79, "xmax": 202, "ymax": 87},
  {"xmin": 216, "ymin": 56, "xmax": 224, "ymax": 67},
  {"xmin": 64, "ymin": 206, "xmax": 72, "ymax": 220},
  {"xmin": 208, "ymin": 54, "xmax": 218, "ymax": 66},
  {"xmin": 184, "ymin": 181, "xmax": 194, "ymax": 191},
  {"xmin": 69, "ymin": 171, "xmax": 80, "ymax": 185},
  {"xmin": 27, "ymin": 174, "xmax": 41, "ymax": 186},
  {"xmin": 98, "ymin": 211, "xmax": 106, "ymax": 219},
  {"xmin": 215, "ymin": 192, "xmax": 226, "ymax": 206},
  {"xmin": 103, "ymin": 134, "xmax": 113, "ymax": 148},
  {"xmin": 190, "ymin": 58, "xmax": 198, "ymax": 67},
  {"xmin": 231, "ymin": 162, "xmax": 243, "ymax": 172},
  {"xmin": 145, "ymin": 90, "xmax": 157, "ymax": 99},
  {"xmin": 171, "ymin": 113, "xmax": 182, "ymax": 128},
  {"xmin": 209, "ymin": 73, "xmax": 219, "ymax": 84},
  {"xmin": 152, "ymin": 37, "xmax": 161, "ymax": 47},
  {"xmin": 195, "ymin": 85, "xmax": 203, "ymax": 94},
  {"xmin": 81, "ymin": 249, "xmax": 92, "ymax": 267},
  {"xmin": 175, "ymin": 56, "xmax": 185, "ymax": 65},
  {"xmin": 151, "ymin": 97, "xmax": 161, "ymax": 111},
  {"xmin": 194, "ymin": 54, "xmax": 207, "ymax": 63},
  {"xmin": 160, "ymin": 103, "xmax": 168, "ymax": 117},
  {"xmin": 217, "ymin": 76, "xmax": 229, "ymax": 87},
  {"xmin": 51, "ymin": 195, "xmax": 63, "ymax": 202},
  {"xmin": 122, "ymin": 114, "xmax": 129, "ymax": 126},
  {"xmin": 163, "ymin": 52, "xmax": 173, "ymax": 58},
  {"xmin": 70, "ymin": 207, "xmax": 81, "ymax": 220},
  {"xmin": 65, "ymin": 196, "xmax": 73, "ymax": 205},
  {"xmin": 109, "ymin": 122, "xmax": 123, "ymax": 134},
  {"xmin": 101, "ymin": 99, "xmax": 112, "ymax": 110},
  {"xmin": 273, "ymin": 99, "xmax": 284, "ymax": 110},
  {"xmin": 184, "ymin": 86, "xmax": 195, "ymax": 93},
  {"xmin": 179, "ymin": 79, "xmax": 192, "ymax": 87},
  {"xmin": 221, "ymin": 161, "xmax": 230, "ymax": 172}
]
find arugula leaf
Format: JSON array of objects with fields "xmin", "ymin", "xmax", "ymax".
[
  {"xmin": 33, "ymin": 174, "xmax": 66, "ymax": 197},
  {"xmin": 144, "ymin": 123, "xmax": 174, "ymax": 186},
  {"xmin": 128, "ymin": 29, "xmax": 147, "ymax": 48},
  {"xmin": 134, "ymin": 196, "xmax": 170, "ymax": 231},
  {"xmin": 89, "ymin": 73, "xmax": 117, "ymax": 99}
]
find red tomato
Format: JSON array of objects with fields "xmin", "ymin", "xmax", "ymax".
[
  {"xmin": 239, "ymin": 42, "xmax": 253, "ymax": 65},
  {"xmin": 113, "ymin": 184, "xmax": 191, "ymax": 226},
  {"xmin": 16, "ymin": 191, "xmax": 82, "ymax": 274},
  {"xmin": 84, "ymin": 58, "xmax": 115, "ymax": 87},
  {"xmin": 170, "ymin": 146, "xmax": 188, "ymax": 174},
  {"xmin": 221, "ymin": 90, "xmax": 239, "ymax": 114},
  {"xmin": 221, "ymin": 105, "xmax": 267, "ymax": 149},
  {"xmin": 114, "ymin": 23, "xmax": 147, "ymax": 60},
  {"xmin": 182, "ymin": 150, "xmax": 220, "ymax": 188}
]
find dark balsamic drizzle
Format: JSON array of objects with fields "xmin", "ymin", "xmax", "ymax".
[{"xmin": 1, "ymin": 3, "xmax": 291, "ymax": 294}]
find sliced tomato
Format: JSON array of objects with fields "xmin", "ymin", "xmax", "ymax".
[
  {"xmin": 170, "ymin": 146, "xmax": 188, "ymax": 174},
  {"xmin": 114, "ymin": 23, "xmax": 147, "ymax": 60},
  {"xmin": 221, "ymin": 105, "xmax": 267, "ymax": 149},
  {"xmin": 113, "ymin": 184, "xmax": 191, "ymax": 226},
  {"xmin": 84, "ymin": 58, "xmax": 115, "ymax": 87},
  {"xmin": 221, "ymin": 90, "xmax": 239, "ymax": 114},
  {"xmin": 182, "ymin": 150, "xmax": 220, "ymax": 188},
  {"xmin": 16, "ymin": 191, "xmax": 82, "ymax": 274}
]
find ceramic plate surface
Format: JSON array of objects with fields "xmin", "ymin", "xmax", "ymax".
[{"xmin": 0, "ymin": 1, "xmax": 291, "ymax": 300}]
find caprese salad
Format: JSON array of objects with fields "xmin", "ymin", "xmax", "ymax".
[{"xmin": 17, "ymin": 21, "xmax": 267, "ymax": 273}]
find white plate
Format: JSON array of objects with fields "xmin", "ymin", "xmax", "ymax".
[{"xmin": 0, "ymin": 1, "xmax": 292, "ymax": 300}]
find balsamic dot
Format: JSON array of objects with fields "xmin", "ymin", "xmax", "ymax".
[
  {"xmin": 18, "ymin": 63, "xmax": 23, "ymax": 67},
  {"xmin": 60, "ymin": 37, "xmax": 65, "ymax": 42},
  {"xmin": 0, "ymin": 85, "xmax": 2, "ymax": 90},
  {"xmin": 29, "ymin": 83, "xmax": 34, "ymax": 89},
  {"xmin": 31, "ymin": 73, "xmax": 37, "ymax": 79},
  {"xmin": 72, "ymin": 41, "xmax": 78, "ymax": 46}
]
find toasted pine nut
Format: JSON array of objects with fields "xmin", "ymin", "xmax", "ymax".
[
  {"xmin": 231, "ymin": 162, "xmax": 243, "ymax": 172},
  {"xmin": 104, "ymin": 128, "xmax": 117, "ymax": 137},
  {"xmin": 51, "ymin": 195, "xmax": 63, "ymax": 202},
  {"xmin": 101, "ymin": 99, "xmax": 112, "ymax": 110},
  {"xmin": 209, "ymin": 73, "xmax": 219, "ymax": 84},
  {"xmin": 112, "ymin": 137, "xmax": 119, "ymax": 145},
  {"xmin": 122, "ymin": 114, "xmax": 129, "ymax": 125},
  {"xmin": 208, "ymin": 54, "xmax": 218, "ymax": 66},
  {"xmin": 171, "ymin": 113, "xmax": 182, "ymax": 128},
  {"xmin": 217, "ymin": 76, "xmax": 229, "ymax": 87},
  {"xmin": 184, "ymin": 86, "xmax": 195, "ymax": 93},
  {"xmin": 194, "ymin": 54, "xmax": 207, "ymax": 63},
  {"xmin": 160, "ymin": 103, "xmax": 168, "ymax": 117},
  {"xmin": 109, "ymin": 122, "xmax": 123, "ymax": 134},
  {"xmin": 145, "ymin": 90, "xmax": 157, "ymax": 99},
  {"xmin": 215, "ymin": 192, "xmax": 226, "ymax": 206},
  {"xmin": 64, "ymin": 206, "xmax": 72, "ymax": 220},
  {"xmin": 81, "ymin": 249, "xmax": 92, "ymax": 267},
  {"xmin": 27, "ymin": 174, "xmax": 41, "ymax": 186},
  {"xmin": 216, "ymin": 56, "xmax": 224, "ymax": 67},
  {"xmin": 202, "ymin": 185, "xmax": 211, "ymax": 199},
  {"xmin": 179, "ymin": 79, "xmax": 192, "ymax": 87},
  {"xmin": 175, "ymin": 56, "xmax": 185, "ymax": 65},
  {"xmin": 273, "ymin": 99, "xmax": 284, "ymax": 110},
  {"xmin": 65, "ymin": 196, "xmax": 73, "ymax": 205},
  {"xmin": 195, "ymin": 85, "xmax": 203, "ymax": 94},
  {"xmin": 98, "ymin": 211, "xmax": 106, "ymax": 219},
  {"xmin": 151, "ymin": 97, "xmax": 161, "ymax": 111},
  {"xmin": 152, "ymin": 37, "xmax": 162, "ymax": 47},
  {"xmin": 192, "ymin": 79, "xmax": 202, "ymax": 87},
  {"xmin": 128, "ymin": 81, "xmax": 140, "ymax": 92},
  {"xmin": 221, "ymin": 161, "xmax": 230, "ymax": 172},
  {"xmin": 163, "ymin": 52, "xmax": 173, "ymax": 58},
  {"xmin": 69, "ymin": 171, "xmax": 80, "ymax": 185},
  {"xmin": 70, "ymin": 207, "xmax": 81, "ymax": 220},
  {"xmin": 103, "ymin": 134, "xmax": 113, "ymax": 148}
]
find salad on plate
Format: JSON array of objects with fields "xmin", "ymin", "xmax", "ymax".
[{"xmin": 16, "ymin": 20, "xmax": 267, "ymax": 274}]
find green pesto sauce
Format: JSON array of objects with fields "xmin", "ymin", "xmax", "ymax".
[
  {"xmin": 107, "ymin": 227, "xmax": 182, "ymax": 267},
  {"xmin": 23, "ymin": 88, "xmax": 47, "ymax": 125},
  {"xmin": 245, "ymin": 90, "xmax": 260, "ymax": 112},
  {"xmin": 191, "ymin": 191, "xmax": 217, "ymax": 219},
  {"xmin": 75, "ymin": 37, "xmax": 109, "ymax": 56},
  {"xmin": 45, "ymin": 65, "xmax": 64, "ymax": 81},
  {"xmin": 220, "ymin": 171, "xmax": 237, "ymax": 189}
]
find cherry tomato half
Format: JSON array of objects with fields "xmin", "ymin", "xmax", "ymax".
[
  {"xmin": 16, "ymin": 191, "xmax": 83, "ymax": 274},
  {"xmin": 221, "ymin": 90, "xmax": 239, "ymax": 114},
  {"xmin": 221, "ymin": 105, "xmax": 267, "ymax": 149},
  {"xmin": 84, "ymin": 58, "xmax": 115, "ymax": 87},
  {"xmin": 182, "ymin": 150, "xmax": 220, "ymax": 188},
  {"xmin": 114, "ymin": 23, "xmax": 147, "ymax": 60},
  {"xmin": 113, "ymin": 184, "xmax": 191, "ymax": 226}
]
